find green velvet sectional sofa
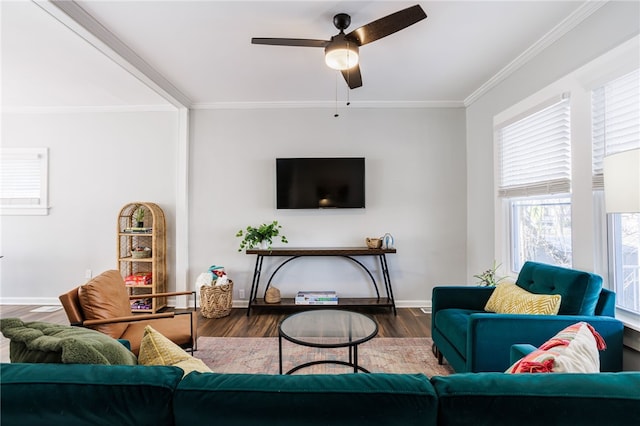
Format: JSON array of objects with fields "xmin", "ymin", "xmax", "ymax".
[{"xmin": 2, "ymin": 362, "xmax": 639, "ymax": 426}]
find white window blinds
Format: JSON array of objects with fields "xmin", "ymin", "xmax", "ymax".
[
  {"xmin": 592, "ymin": 68, "xmax": 640, "ymax": 190},
  {"xmin": 0, "ymin": 148, "xmax": 49, "ymax": 215},
  {"xmin": 498, "ymin": 97, "xmax": 571, "ymax": 198}
]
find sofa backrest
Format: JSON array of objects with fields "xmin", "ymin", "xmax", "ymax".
[
  {"xmin": 174, "ymin": 372, "xmax": 438, "ymax": 426},
  {"xmin": 431, "ymin": 372, "xmax": 640, "ymax": 426},
  {"xmin": 0, "ymin": 363, "xmax": 182, "ymax": 426},
  {"xmin": 516, "ymin": 261, "xmax": 602, "ymax": 316}
]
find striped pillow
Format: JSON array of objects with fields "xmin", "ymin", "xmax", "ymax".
[
  {"xmin": 507, "ymin": 321, "xmax": 606, "ymax": 373},
  {"xmin": 485, "ymin": 282, "xmax": 561, "ymax": 315}
]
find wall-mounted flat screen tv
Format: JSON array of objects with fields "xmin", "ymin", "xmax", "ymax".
[{"xmin": 276, "ymin": 157, "xmax": 365, "ymax": 209}]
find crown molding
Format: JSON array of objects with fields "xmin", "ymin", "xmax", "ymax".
[
  {"xmin": 2, "ymin": 104, "xmax": 177, "ymax": 114},
  {"xmin": 464, "ymin": 0, "xmax": 609, "ymax": 107},
  {"xmin": 191, "ymin": 100, "xmax": 464, "ymax": 110}
]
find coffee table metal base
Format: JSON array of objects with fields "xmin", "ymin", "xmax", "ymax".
[{"xmin": 279, "ymin": 337, "xmax": 370, "ymax": 374}]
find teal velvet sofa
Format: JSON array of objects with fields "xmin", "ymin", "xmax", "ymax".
[
  {"xmin": 431, "ymin": 261, "xmax": 624, "ymax": 373},
  {"xmin": 2, "ymin": 363, "xmax": 639, "ymax": 426}
]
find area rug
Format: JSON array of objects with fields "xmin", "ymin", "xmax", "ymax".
[{"xmin": 196, "ymin": 337, "xmax": 454, "ymax": 376}]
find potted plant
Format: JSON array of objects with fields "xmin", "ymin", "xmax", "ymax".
[
  {"xmin": 236, "ymin": 220, "xmax": 288, "ymax": 251},
  {"xmin": 473, "ymin": 260, "xmax": 506, "ymax": 286},
  {"xmin": 133, "ymin": 207, "xmax": 145, "ymax": 227}
]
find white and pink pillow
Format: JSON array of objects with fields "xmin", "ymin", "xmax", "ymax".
[{"xmin": 507, "ymin": 321, "xmax": 606, "ymax": 373}]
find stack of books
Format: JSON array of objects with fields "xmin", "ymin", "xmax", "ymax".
[
  {"xmin": 295, "ymin": 290, "xmax": 338, "ymax": 305},
  {"xmin": 123, "ymin": 227, "xmax": 153, "ymax": 233}
]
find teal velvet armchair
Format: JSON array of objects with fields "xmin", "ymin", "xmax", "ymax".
[{"xmin": 431, "ymin": 261, "xmax": 624, "ymax": 373}]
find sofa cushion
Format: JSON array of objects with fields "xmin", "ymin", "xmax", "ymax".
[
  {"xmin": 485, "ymin": 282, "xmax": 561, "ymax": 315},
  {"xmin": 0, "ymin": 318, "xmax": 137, "ymax": 365},
  {"xmin": 138, "ymin": 325, "xmax": 211, "ymax": 377},
  {"xmin": 515, "ymin": 261, "xmax": 602, "ymax": 315},
  {"xmin": 507, "ymin": 321, "xmax": 605, "ymax": 373},
  {"xmin": 77, "ymin": 270, "xmax": 131, "ymax": 338},
  {"xmin": 0, "ymin": 363, "xmax": 182, "ymax": 426},
  {"xmin": 174, "ymin": 372, "xmax": 437, "ymax": 426}
]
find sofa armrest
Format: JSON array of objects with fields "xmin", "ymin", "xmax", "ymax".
[
  {"xmin": 432, "ymin": 286, "xmax": 495, "ymax": 314},
  {"xmin": 510, "ymin": 344, "xmax": 536, "ymax": 364},
  {"xmin": 467, "ymin": 314, "xmax": 624, "ymax": 372}
]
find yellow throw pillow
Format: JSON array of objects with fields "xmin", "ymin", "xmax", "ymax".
[
  {"xmin": 485, "ymin": 282, "xmax": 561, "ymax": 315},
  {"xmin": 138, "ymin": 325, "xmax": 211, "ymax": 377}
]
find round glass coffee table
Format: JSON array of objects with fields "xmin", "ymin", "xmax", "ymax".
[{"xmin": 278, "ymin": 309, "xmax": 378, "ymax": 374}]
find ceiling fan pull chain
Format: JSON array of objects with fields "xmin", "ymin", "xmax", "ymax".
[
  {"xmin": 346, "ymin": 66, "xmax": 351, "ymax": 106},
  {"xmin": 334, "ymin": 72, "xmax": 340, "ymax": 117}
]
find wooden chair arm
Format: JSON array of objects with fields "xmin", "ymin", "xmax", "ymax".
[{"xmin": 82, "ymin": 312, "xmax": 174, "ymax": 326}]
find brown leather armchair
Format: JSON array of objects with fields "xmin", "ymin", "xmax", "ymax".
[{"xmin": 59, "ymin": 270, "xmax": 197, "ymax": 356}]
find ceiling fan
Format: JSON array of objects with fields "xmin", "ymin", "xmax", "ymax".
[{"xmin": 251, "ymin": 4, "xmax": 427, "ymax": 89}]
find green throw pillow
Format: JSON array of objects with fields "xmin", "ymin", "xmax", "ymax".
[{"xmin": 0, "ymin": 318, "xmax": 137, "ymax": 365}]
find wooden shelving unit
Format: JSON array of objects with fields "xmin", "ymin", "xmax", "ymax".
[{"xmin": 117, "ymin": 202, "xmax": 167, "ymax": 313}]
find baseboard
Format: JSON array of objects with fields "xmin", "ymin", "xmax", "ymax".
[{"xmin": 0, "ymin": 297, "xmax": 61, "ymax": 306}]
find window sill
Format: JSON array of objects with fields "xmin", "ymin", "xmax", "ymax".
[{"xmin": 0, "ymin": 206, "xmax": 50, "ymax": 216}]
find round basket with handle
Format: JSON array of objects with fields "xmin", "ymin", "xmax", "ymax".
[{"xmin": 200, "ymin": 280, "xmax": 233, "ymax": 318}]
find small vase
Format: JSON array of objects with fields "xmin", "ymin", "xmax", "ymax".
[{"xmin": 256, "ymin": 241, "xmax": 268, "ymax": 250}]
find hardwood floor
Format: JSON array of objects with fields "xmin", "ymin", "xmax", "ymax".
[
  {"xmin": 0, "ymin": 305, "xmax": 431, "ymax": 361},
  {"xmin": 199, "ymin": 307, "xmax": 431, "ymax": 338}
]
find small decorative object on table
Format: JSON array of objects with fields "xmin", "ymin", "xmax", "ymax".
[
  {"xmin": 199, "ymin": 265, "xmax": 233, "ymax": 318},
  {"xmin": 265, "ymin": 287, "xmax": 281, "ymax": 304},
  {"xmin": 236, "ymin": 220, "xmax": 288, "ymax": 251},
  {"xmin": 366, "ymin": 237, "xmax": 382, "ymax": 249},
  {"xmin": 473, "ymin": 260, "xmax": 506, "ymax": 286},
  {"xmin": 382, "ymin": 233, "xmax": 395, "ymax": 249}
]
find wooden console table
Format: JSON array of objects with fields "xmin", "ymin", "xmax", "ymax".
[{"xmin": 245, "ymin": 247, "xmax": 397, "ymax": 316}]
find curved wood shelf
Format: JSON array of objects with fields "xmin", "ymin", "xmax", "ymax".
[{"xmin": 117, "ymin": 202, "xmax": 167, "ymax": 313}]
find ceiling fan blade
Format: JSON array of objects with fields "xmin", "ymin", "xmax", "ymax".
[
  {"xmin": 251, "ymin": 38, "xmax": 330, "ymax": 48},
  {"xmin": 346, "ymin": 4, "xmax": 427, "ymax": 46},
  {"xmin": 341, "ymin": 65, "xmax": 362, "ymax": 89}
]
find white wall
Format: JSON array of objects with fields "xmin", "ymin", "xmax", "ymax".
[
  {"xmin": 0, "ymin": 111, "xmax": 178, "ymax": 302},
  {"xmin": 189, "ymin": 107, "xmax": 467, "ymax": 306}
]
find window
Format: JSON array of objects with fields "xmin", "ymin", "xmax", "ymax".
[
  {"xmin": 511, "ymin": 197, "xmax": 572, "ymax": 269},
  {"xmin": 592, "ymin": 69, "xmax": 640, "ymax": 315},
  {"xmin": 609, "ymin": 214, "xmax": 640, "ymax": 314},
  {"xmin": 0, "ymin": 148, "xmax": 49, "ymax": 215},
  {"xmin": 498, "ymin": 96, "xmax": 572, "ymax": 272}
]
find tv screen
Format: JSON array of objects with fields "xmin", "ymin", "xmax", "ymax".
[{"xmin": 276, "ymin": 158, "xmax": 365, "ymax": 209}]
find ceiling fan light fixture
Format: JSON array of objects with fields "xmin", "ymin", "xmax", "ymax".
[{"xmin": 324, "ymin": 36, "xmax": 359, "ymax": 70}]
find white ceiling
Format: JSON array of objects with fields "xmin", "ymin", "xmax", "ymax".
[{"xmin": 2, "ymin": 0, "xmax": 599, "ymax": 110}]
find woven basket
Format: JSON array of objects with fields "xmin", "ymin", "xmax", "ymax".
[
  {"xmin": 200, "ymin": 280, "xmax": 233, "ymax": 318},
  {"xmin": 131, "ymin": 248, "xmax": 152, "ymax": 259},
  {"xmin": 366, "ymin": 238, "xmax": 382, "ymax": 249}
]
